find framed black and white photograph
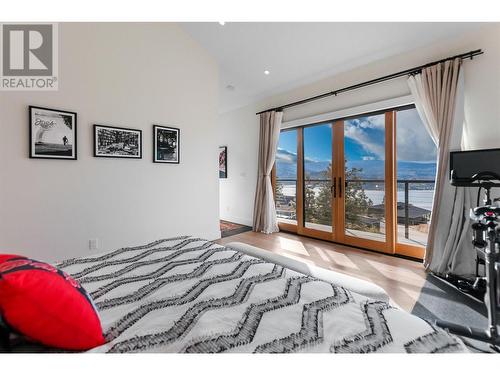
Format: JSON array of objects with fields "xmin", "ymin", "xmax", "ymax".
[
  {"xmin": 153, "ymin": 125, "xmax": 180, "ymax": 164},
  {"xmin": 29, "ymin": 106, "xmax": 77, "ymax": 160},
  {"xmin": 94, "ymin": 125, "xmax": 142, "ymax": 159},
  {"xmin": 219, "ymin": 146, "xmax": 227, "ymax": 178}
]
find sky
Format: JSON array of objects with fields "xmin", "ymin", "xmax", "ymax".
[
  {"xmin": 276, "ymin": 107, "xmax": 437, "ymax": 165},
  {"xmin": 304, "ymin": 123, "xmax": 332, "ymax": 161},
  {"xmin": 396, "ymin": 108, "xmax": 437, "ymax": 162},
  {"xmin": 345, "ymin": 113, "xmax": 385, "ymax": 162},
  {"xmin": 277, "ymin": 129, "xmax": 297, "ymax": 159}
]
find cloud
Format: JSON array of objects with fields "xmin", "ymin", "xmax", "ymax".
[
  {"xmin": 276, "ymin": 148, "xmax": 328, "ymax": 164},
  {"xmin": 276, "ymin": 148, "xmax": 297, "ymax": 163},
  {"xmin": 347, "ymin": 115, "xmax": 385, "ymax": 130},
  {"xmin": 278, "ymin": 109, "xmax": 436, "ymax": 166},
  {"xmin": 304, "ymin": 155, "xmax": 324, "ymax": 163},
  {"xmin": 344, "ymin": 123, "xmax": 385, "ymax": 159},
  {"xmin": 344, "ymin": 111, "xmax": 436, "ymax": 162},
  {"xmin": 396, "ymin": 110, "xmax": 437, "ymax": 162}
]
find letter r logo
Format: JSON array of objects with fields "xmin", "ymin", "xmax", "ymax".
[{"xmin": 2, "ymin": 24, "xmax": 53, "ymax": 76}]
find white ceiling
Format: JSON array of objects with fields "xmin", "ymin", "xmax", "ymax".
[{"xmin": 180, "ymin": 22, "xmax": 483, "ymax": 113}]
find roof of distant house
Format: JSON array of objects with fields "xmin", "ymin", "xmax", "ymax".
[{"xmin": 370, "ymin": 202, "xmax": 431, "ymax": 219}]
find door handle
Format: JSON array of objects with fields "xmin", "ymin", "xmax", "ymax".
[
  {"xmin": 331, "ymin": 177, "xmax": 336, "ymax": 198},
  {"xmin": 338, "ymin": 177, "xmax": 342, "ymax": 198}
]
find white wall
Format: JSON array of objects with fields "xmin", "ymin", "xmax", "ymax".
[
  {"xmin": 219, "ymin": 24, "xmax": 500, "ymax": 225},
  {"xmin": 0, "ymin": 23, "xmax": 220, "ymax": 262},
  {"xmin": 218, "ymin": 105, "xmax": 260, "ymax": 226}
]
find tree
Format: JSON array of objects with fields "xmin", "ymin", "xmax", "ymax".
[
  {"xmin": 312, "ymin": 166, "xmax": 332, "ymax": 225},
  {"xmin": 275, "ymin": 162, "xmax": 374, "ymax": 231},
  {"xmin": 344, "ymin": 165, "xmax": 374, "ymax": 232},
  {"xmin": 274, "ymin": 180, "xmax": 283, "ymax": 199},
  {"xmin": 304, "ymin": 173, "xmax": 317, "ymax": 223},
  {"xmin": 306, "ymin": 162, "xmax": 374, "ymax": 232}
]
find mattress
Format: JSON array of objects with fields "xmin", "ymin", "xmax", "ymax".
[{"xmin": 54, "ymin": 236, "xmax": 468, "ymax": 353}]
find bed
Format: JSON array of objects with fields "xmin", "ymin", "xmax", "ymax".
[{"xmin": 54, "ymin": 236, "xmax": 468, "ymax": 353}]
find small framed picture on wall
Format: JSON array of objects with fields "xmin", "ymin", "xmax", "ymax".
[
  {"xmin": 153, "ymin": 125, "xmax": 180, "ymax": 164},
  {"xmin": 29, "ymin": 106, "xmax": 77, "ymax": 160},
  {"xmin": 94, "ymin": 125, "xmax": 142, "ymax": 159},
  {"xmin": 219, "ymin": 146, "xmax": 227, "ymax": 178}
]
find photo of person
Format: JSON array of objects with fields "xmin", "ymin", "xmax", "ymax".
[{"xmin": 29, "ymin": 106, "xmax": 77, "ymax": 159}]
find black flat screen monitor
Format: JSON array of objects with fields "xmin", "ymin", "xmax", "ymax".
[{"xmin": 450, "ymin": 148, "xmax": 500, "ymax": 183}]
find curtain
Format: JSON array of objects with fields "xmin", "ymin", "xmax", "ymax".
[
  {"xmin": 252, "ymin": 110, "xmax": 283, "ymax": 234},
  {"xmin": 408, "ymin": 58, "xmax": 475, "ymax": 276}
]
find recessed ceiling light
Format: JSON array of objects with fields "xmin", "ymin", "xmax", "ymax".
[
  {"xmin": 225, "ymin": 84, "xmax": 235, "ymax": 91},
  {"xmin": 219, "ymin": 22, "xmax": 225, "ymax": 26},
  {"xmin": 264, "ymin": 70, "xmax": 270, "ymax": 75}
]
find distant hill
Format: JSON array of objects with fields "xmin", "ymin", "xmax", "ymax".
[
  {"xmin": 345, "ymin": 160, "xmax": 436, "ymax": 180},
  {"xmin": 396, "ymin": 161, "xmax": 437, "ymax": 180},
  {"xmin": 277, "ymin": 159, "xmax": 436, "ymax": 180},
  {"xmin": 276, "ymin": 161, "xmax": 297, "ymax": 179}
]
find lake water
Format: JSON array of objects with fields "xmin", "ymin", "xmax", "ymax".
[
  {"xmin": 281, "ymin": 185, "xmax": 434, "ymax": 211},
  {"xmin": 367, "ymin": 190, "xmax": 434, "ymax": 210}
]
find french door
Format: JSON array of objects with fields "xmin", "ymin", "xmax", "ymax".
[
  {"xmin": 337, "ymin": 112, "xmax": 394, "ymax": 254},
  {"xmin": 274, "ymin": 107, "xmax": 433, "ymax": 259}
]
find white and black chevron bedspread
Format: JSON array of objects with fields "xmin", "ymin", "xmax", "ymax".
[{"xmin": 57, "ymin": 236, "xmax": 468, "ymax": 353}]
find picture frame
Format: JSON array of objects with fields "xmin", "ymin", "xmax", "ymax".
[
  {"xmin": 29, "ymin": 106, "xmax": 77, "ymax": 160},
  {"xmin": 153, "ymin": 125, "xmax": 180, "ymax": 164},
  {"xmin": 94, "ymin": 124, "xmax": 142, "ymax": 159},
  {"xmin": 219, "ymin": 146, "xmax": 227, "ymax": 178}
]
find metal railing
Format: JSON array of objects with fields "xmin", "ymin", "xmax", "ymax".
[
  {"xmin": 344, "ymin": 179, "xmax": 435, "ymax": 239},
  {"xmin": 397, "ymin": 179, "xmax": 435, "ymax": 239},
  {"xmin": 275, "ymin": 178, "xmax": 435, "ymax": 240},
  {"xmin": 275, "ymin": 179, "xmax": 298, "ymax": 220}
]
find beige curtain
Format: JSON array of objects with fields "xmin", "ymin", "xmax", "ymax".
[
  {"xmin": 408, "ymin": 58, "xmax": 475, "ymax": 276},
  {"xmin": 253, "ymin": 110, "xmax": 283, "ymax": 234}
]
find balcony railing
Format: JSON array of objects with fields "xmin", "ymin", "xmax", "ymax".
[
  {"xmin": 397, "ymin": 179, "xmax": 435, "ymax": 241},
  {"xmin": 344, "ymin": 179, "xmax": 435, "ymax": 242},
  {"xmin": 275, "ymin": 179, "xmax": 297, "ymax": 221},
  {"xmin": 275, "ymin": 178, "xmax": 435, "ymax": 244}
]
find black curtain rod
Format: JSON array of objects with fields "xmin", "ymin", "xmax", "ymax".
[{"xmin": 256, "ymin": 49, "xmax": 483, "ymax": 115}]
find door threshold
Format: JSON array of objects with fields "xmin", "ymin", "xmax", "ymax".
[{"xmin": 279, "ymin": 228, "xmax": 424, "ymax": 263}]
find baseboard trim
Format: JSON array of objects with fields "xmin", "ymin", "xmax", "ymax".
[{"xmin": 220, "ymin": 215, "xmax": 252, "ymax": 227}]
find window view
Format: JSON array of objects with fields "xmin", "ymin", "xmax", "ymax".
[
  {"xmin": 396, "ymin": 108, "xmax": 437, "ymax": 247},
  {"xmin": 275, "ymin": 129, "xmax": 298, "ymax": 224},
  {"xmin": 273, "ymin": 105, "xmax": 435, "ymax": 255},
  {"xmin": 303, "ymin": 123, "xmax": 332, "ymax": 231},
  {"xmin": 344, "ymin": 114, "xmax": 386, "ymax": 242}
]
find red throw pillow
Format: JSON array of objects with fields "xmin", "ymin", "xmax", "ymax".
[
  {"xmin": 0, "ymin": 254, "xmax": 25, "ymax": 263},
  {"xmin": 0, "ymin": 255, "xmax": 105, "ymax": 350}
]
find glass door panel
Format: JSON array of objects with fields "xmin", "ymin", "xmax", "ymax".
[
  {"xmin": 343, "ymin": 114, "xmax": 386, "ymax": 242},
  {"xmin": 275, "ymin": 129, "xmax": 298, "ymax": 225},
  {"xmin": 303, "ymin": 123, "xmax": 333, "ymax": 233},
  {"xmin": 395, "ymin": 107, "xmax": 437, "ymax": 248}
]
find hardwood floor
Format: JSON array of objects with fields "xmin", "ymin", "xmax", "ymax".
[{"xmin": 216, "ymin": 230, "xmax": 427, "ymax": 312}]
